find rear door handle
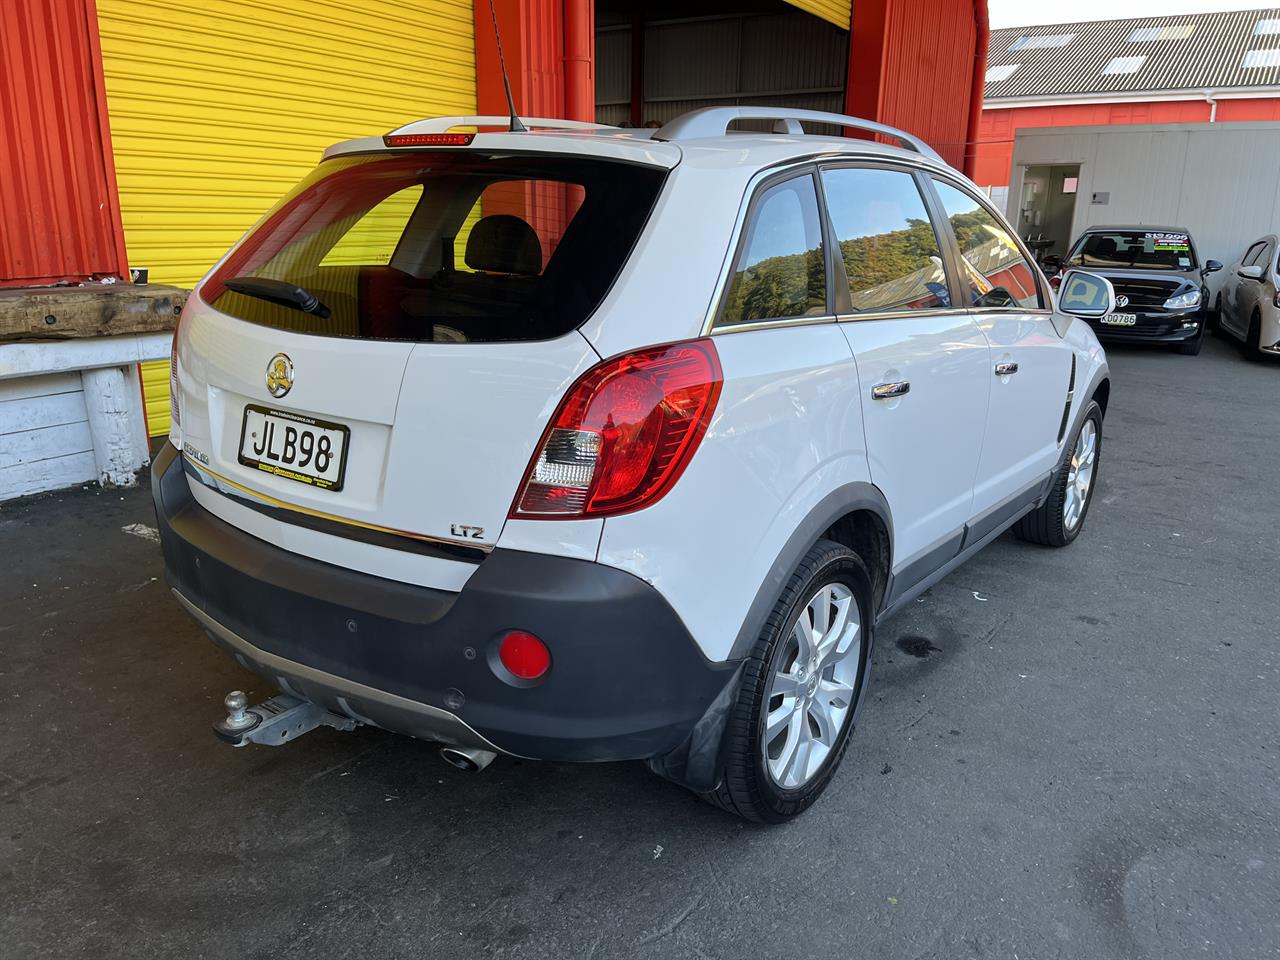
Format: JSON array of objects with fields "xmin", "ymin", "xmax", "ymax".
[
  {"xmin": 994, "ymin": 362, "xmax": 1019, "ymax": 376},
  {"xmin": 871, "ymin": 380, "xmax": 910, "ymax": 400}
]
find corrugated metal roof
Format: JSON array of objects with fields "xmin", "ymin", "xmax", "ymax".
[{"xmin": 986, "ymin": 8, "xmax": 1280, "ymax": 101}]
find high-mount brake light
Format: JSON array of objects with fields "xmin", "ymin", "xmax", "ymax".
[
  {"xmin": 511, "ymin": 340, "xmax": 723, "ymax": 519},
  {"xmin": 383, "ymin": 133, "xmax": 474, "ymax": 147}
]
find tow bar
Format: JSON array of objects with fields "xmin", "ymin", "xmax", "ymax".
[{"xmin": 213, "ymin": 690, "xmax": 359, "ymax": 747}]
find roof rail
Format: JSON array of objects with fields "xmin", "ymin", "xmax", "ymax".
[
  {"xmin": 651, "ymin": 107, "xmax": 941, "ymax": 161},
  {"xmin": 388, "ymin": 116, "xmax": 613, "ymax": 136}
]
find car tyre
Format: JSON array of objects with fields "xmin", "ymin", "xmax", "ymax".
[
  {"xmin": 1208, "ymin": 295, "xmax": 1223, "ymax": 334},
  {"xmin": 1243, "ymin": 310, "xmax": 1264, "ymax": 361},
  {"xmin": 1013, "ymin": 400, "xmax": 1103, "ymax": 548},
  {"xmin": 702, "ymin": 539, "xmax": 872, "ymax": 823},
  {"xmin": 1176, "ymin": 330, "xmax": 1203, "ymax": 355}
]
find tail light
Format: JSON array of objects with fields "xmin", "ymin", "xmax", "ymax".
[
  {"xmin": 1049, "ymin": 274, "xmax": 1062, "ymax": 292},
  {"xmin": 510, "ymin": 340, "xmax": 723, "ymax": 519},
  {"xmin": 168, "ymin": 310, "xmax": 181, "ymax": 439}
]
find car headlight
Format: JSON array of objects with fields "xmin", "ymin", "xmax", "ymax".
[{"xmin": 1163, "ymin": 290, "xmax": 1201, "ymax": 310}]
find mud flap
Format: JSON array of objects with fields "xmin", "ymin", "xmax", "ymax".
[{"xmin": 645, "ymin": 662, "xmax": 745, "ymax": 793}]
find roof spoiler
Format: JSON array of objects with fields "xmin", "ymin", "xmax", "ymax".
[{"xmin": 651, "ymin": 106, "xmax": 942, "ymax": 161}]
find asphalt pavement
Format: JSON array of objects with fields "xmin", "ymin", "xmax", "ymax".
[{"xmin": 3, "ymin": 333, "xmax": 1277, "ymax": 959}]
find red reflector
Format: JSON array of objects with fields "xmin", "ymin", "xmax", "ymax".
[
  {"xmin": 511, "ymin": 339, "xmax": 723, "ymax": 519},
  {"xmin": 499, "ymin": 631, "xmax": 551, "ymax": 680},
  {"xmin": 383, "ymin": 133, "xmax": 474, "ymax": 147}
]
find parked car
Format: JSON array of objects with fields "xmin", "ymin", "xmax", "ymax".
[
  {"xmin": 153, "ymin": 107, "xmax": 1112, "ymax": 822},
  {"xmin": 1056, "ymin": 226, "xmax": 1222, "ymax": 355},
  {"xmin": 1213, "ymin": 234, "xmax": 1280, "ymax": 359}
]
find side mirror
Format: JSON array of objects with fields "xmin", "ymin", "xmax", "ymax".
[
  {"xmin": 1205, "ymin": 259, "xmax": 1223, "ymax": 274},
  {"xmin": 1238, "ymin": 264, "xmax": 1265, "ymax": 281},
  {"xmin": 1057, "ymin": 269, "xmax": 1117, "ymax": 319}
]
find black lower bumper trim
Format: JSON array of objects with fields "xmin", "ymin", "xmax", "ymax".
[{"xmin": 152, "ymin": 442, "xmax": 739, "ymax": 763}]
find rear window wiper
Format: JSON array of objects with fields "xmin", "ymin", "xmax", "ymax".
[{"xmin": 223, "ymin": 277, "xmax": 331, "ymax": 319}]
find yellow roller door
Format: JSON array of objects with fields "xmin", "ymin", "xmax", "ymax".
[
  {"xmin": 782, "ymin": 0, "xmax": 850, "ymax": 28},
  {"xmin": 140, "ymin": 360, "xmax": 171, "ymax": 436},
  {"xmin": 96, "ymin": 0, "xmax": 477, "ymax": 435}
]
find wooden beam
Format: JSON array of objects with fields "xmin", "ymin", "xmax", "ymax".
[{"xmin": 0, "ymin": 285, "xmax": 185, "ymax": 343}]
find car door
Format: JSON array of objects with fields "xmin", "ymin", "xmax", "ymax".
[
  {"xmin": 1240, "ymin": 239, "xmax": 1275, "ymax": 332},
  {"xmin": 930, "ymin": 177, "xmax": 1073, "ymax": 532},
  {"xmin": 1226, "ymin": 241, "xmax": 1264, "ymax": 337},
  {"xmin": 819, "ymin": 163, "xmax": 990, "ymax": 592}
]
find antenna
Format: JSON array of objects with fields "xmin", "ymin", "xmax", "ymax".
[{"xmin": 488, "ymin": 0, "xmax": 526, "ymax": 133}]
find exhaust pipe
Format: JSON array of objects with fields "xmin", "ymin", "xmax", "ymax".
[{"xmin": 439, "ymin": 745, "xmax": 497, "ymax": 772}]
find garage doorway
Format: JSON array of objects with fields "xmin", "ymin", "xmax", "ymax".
[
  {"xmin": 1016, "ymin": 164, "xmax": 1081, "ymax": 268},
  {"xmin": 595, "ymin": 0, "xmax": 848, "ymax": 131}
]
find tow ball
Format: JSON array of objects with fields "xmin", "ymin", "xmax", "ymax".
[{"xmin": 213, "ymin": 690, "xmax": 359, "ymax": 747}]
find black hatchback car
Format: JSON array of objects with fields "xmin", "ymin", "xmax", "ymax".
[{"xmin": 1053, "ymin": 226, "xmax": 1222, "ymax": 355}]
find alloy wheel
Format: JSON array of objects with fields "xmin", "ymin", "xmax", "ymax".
[
  {"xmin": 1063, "ymin": 419, "xmax": 1097, "ymax": 532},
  {"xmin": 762, "ymin": 582, "xmax": 862, "ymax": 789}
]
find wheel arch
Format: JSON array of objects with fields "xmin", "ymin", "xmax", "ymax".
[
  {"xmin": 1092, "ymin": 376, "xmax": 1110, "ymax": 418},
  {"xmin": 727, "ymin": 482, "xmax": 893, "ymax": 660}
]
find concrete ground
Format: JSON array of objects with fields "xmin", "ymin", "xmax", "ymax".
[{"xmin": 3, "ymin": 335, "xmax": 1277, "ymax": 959}]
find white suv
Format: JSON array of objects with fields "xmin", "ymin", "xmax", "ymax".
[{"xmin": 155, "ymin": 107, "xmax": 1112, "ymax": 822}]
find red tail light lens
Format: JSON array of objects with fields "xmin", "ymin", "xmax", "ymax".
[
  {"xmin": 511, "ymin": 339, "xmax": 723, "ymax": 519},
  {"xmin": 1049, "ymin": 274, "xmax": 1062, "ymax": 292}
]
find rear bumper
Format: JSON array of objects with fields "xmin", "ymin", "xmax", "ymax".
[{"xmin": 152, "ymin": 441, "xmax": 738, "ymax": 763}]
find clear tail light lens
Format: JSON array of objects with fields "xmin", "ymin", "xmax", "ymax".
[
  {"xmin": 168, "ymin": 312, "xmax": 181, "ymax": 440},
  {"xmin": 511, "ymin": 339, "xmax": 723, "ymax": 519}
]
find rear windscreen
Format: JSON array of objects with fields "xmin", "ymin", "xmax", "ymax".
[
  {"xmin": 1067, "ymin": 230, "xmax": 1197, "ymax": 271},
  {"xmin": 202, "ymin": 152, "xmax": 667, "ymax": 343}
]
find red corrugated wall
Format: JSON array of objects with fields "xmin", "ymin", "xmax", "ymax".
[
  {"xmin": 846, "ymin": 0, "xmax": 980, "ymax": 170},
  {"xmin": 0, "ymin": 0, "xmax": 127, "ymax": 288}
]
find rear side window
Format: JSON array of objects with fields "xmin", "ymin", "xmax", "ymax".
[
  {"xmin": 203, "ymin": 152, "xmax": 665, "ymax": 343},
  {"xmin": 1245, "ymin": 241, "xmax": 1275, "ymax": 268},
  {"xmin": 933, "ymin": 180, "xmax": 1044, "ymax": 309},
  {"xmin": 821, "ymin": 167, "xmax": 951, "ymax": 314},
  {"xmin": 719, "ymin": 174, "xmax": 826, "ymax": 327}
]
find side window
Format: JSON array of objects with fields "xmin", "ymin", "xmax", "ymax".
[
  {"xmin": 720, "ymin": 175, "xmax": 826, "ymax": 326},
  {"xmin": 820, "ymin": 167, "xmax": 951, "ymax": 314},
  {"xmin": 1241, "ymin": 243, "xmax": 1265, "ymax": 267},
  {"xmin": 933, "ymin": 180, "xmax": 1044, "ymax": 309}
]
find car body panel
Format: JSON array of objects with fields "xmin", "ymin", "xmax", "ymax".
[
  {"xmin": 1061, "ymin": 227, "xmax": 1209, "ymax": 345},
  {"xmin": 161, "ymin": 115, "xmax": 1111, "ymax": 770},
  {"xmin": 1220, "ymin": 234, "xmax": 1280, "ymax": 352},
  {"xmin": 596, "ymin": 323, "xmax": 869, "ymax": 663}
]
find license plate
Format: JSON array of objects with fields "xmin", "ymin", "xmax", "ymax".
[
  {"xmin": 238, "ymin": 405, "xmax": 349, "ymax": 491},
  {"xmin": 1101, "ymin": 312, "xmax": 1137, "ymax": 326}
]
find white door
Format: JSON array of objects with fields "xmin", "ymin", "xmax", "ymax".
[
  {"xmin": 1239, "ymin": 239, "xmax": 1275, "ymax": 335},
  {"xmin": 1225, "ymin": 241, "xmax": 1264, "ymax": 338},
  {"xmin": 820, "ymin": 166, "xmax": 990, "ymax": 581},
  {"xmin": 931, "ymin": 179, "xmax": 1073, "ymax": 520}
]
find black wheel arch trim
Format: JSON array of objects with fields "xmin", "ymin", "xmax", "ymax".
[{"xmin": 727, "ymin": 481, "xmax": 892, "ymax": 662}]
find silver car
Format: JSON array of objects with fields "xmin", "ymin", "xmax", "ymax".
[{"xmin": 1214, "ymin": 235, "xmax": 1280, "ymax": 358}]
